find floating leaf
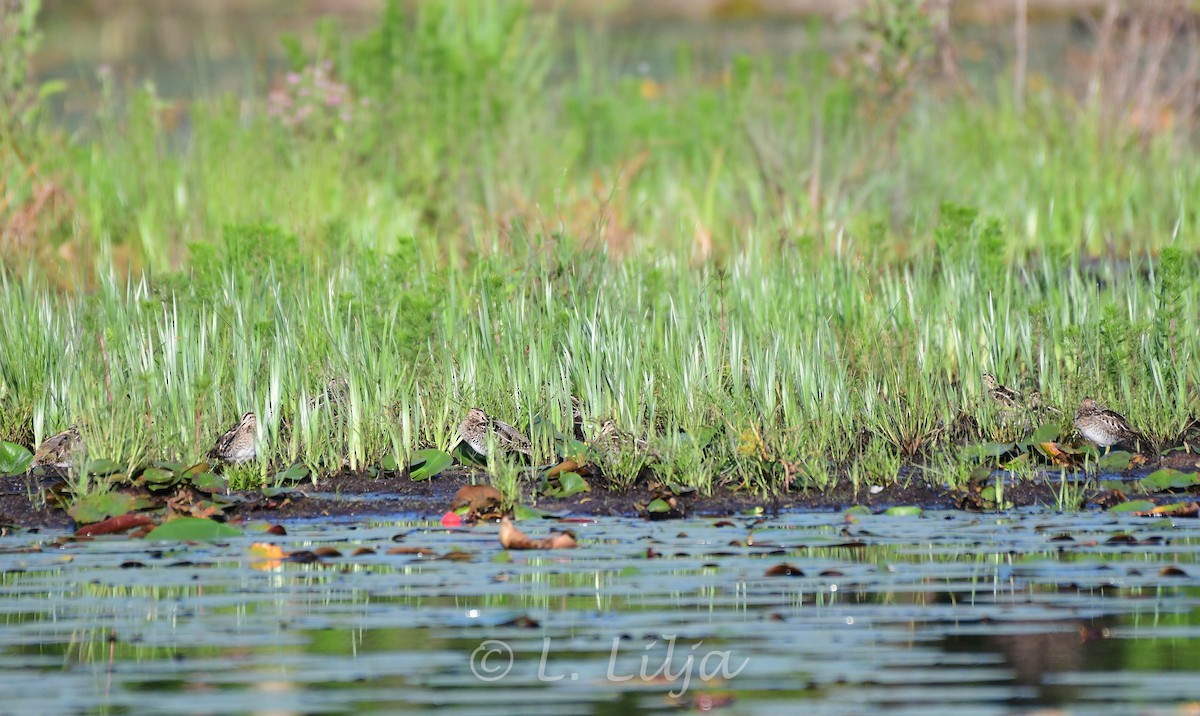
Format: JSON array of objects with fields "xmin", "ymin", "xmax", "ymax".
[
  {"xmin": 1141, "ymin": 502, "xmax": 1199, "ymax": 518},
  {"xmin": 182, "ymin": 462, "xmax": 212, "ymax": 477},
  {"xmin": 144, "ymin": 517, "xmax": 242, "ymax": 541},
  {"xmin": 248, "ymin": 542, "xmax": 286, "ymax": 569},
  {"xmin": 498, "ymin": 517, "xmax": 576, "ymax": 550},
  {"xmin": 1098, "ymin": 451, "xmax": 1135, "ymax": 471},
  {"xmin": 542, "ymin": 471, "xmax": 589, "ymax": 498},
  {"xmin": 1036, "ymin": 442, "xmax": 1082, "ymax": 467},
  {"xmin": 511, "ymin": 503, "xmax": 545, "ymax": 521},
  {"xmin": 188, "ymin": 471, "xmax": 225, "ymax": 493},
  {"xmin": 262, "ymin": 485, "xmax": 299, "ymax": 498},
  {"xmin": 409, "ymin": 449, "xmax": 452, "ymax": 481},
  {"xmin": 75, "ymin": 513, "xmax": 155, "ymax": 537},
  {"xmin": 273, "ymin": 463, "xmax": 310, "ymax": 483},
  {"xmin": 647, "ymin": 498, "xmax": 672, "ymax": 514},
  {"xmin": 141, "ymin": 467, "xmax": 179, "ymax": 488},
  {"xmin": 1109, "ymin": 499, "xmax": 1157, "ymax": 513},
  {"xmin": 451, "ymin": 484, "xmax": 503, "ymax": 515},
  {"xmin": 1140, "ymin": 469, "xmax": 1200, "ymax": 492},
  {"xmin": 844, "ymin": 505, "xmax": 872, "ymax": 517},
  {"xmin": 765, "ymin": 563, "xmax": 805, "ymax": 577},
  {"xmin": 883, "ymin": 506, "xmax": 922, "ymax": 517},
  {"xmin": 67, "ymin": 491, "xmax": 137, "ymax": 525},
  {"xmin": 0, "ymin": 442, "xmax": 33, "ymax": 476}
]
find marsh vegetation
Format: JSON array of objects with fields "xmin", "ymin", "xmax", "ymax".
[{"xmin": 2, "ymin": 1, "xmax": 1199, "ymax": 509}]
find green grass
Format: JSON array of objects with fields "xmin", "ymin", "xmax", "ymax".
[{"xmin": 2, "ymin": 1, "xmax": 1199, "ymax": 499}]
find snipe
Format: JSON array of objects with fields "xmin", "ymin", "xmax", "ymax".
[
  {"xmin": 1074, "ymin": 398, "xmax": 1148, "ymax": 454},
  {"xmin": 31, "ymin": 425, "xmax": 82, "ymax": 470},
  {"xmin": 457, "ymin": 408, "xmax": 532, "ymax": 459},
  {"xmin": 208, "ymin": 412, "xmax": 258, "ymax": 464}
]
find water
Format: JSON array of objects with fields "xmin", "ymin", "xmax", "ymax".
[{"xmin": 2, "ymin": 509, "xmax": 1199, "ymax": 714}]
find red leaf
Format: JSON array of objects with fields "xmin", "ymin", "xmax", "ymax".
[{"xmin": 75, "ymin": 513, "xmax": 155, "ymax": 537}]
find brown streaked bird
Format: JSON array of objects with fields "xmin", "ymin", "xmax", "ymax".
[
  {"xmin": 1074, "ymin": 398, "xmax": 1149, "ymax": 454},
  {"xmin": 208, "ymin": 412, "xmax": 258, "ymax": 464},
  {"xmin": 31, "ymin": 425, "xmax": 82, "ymax": 470},
  {"xmin": 570, "ymin": 395, "xmax": 585, "ymax": 441},
  {"xmin": 457, "ymin": 408, "xmax": 532, "ymax": 459},
  {"xmin": 981, "ymin": 374, "xmax": 1024, "ymax": 411},
  {"xmin": 307, "ymin": 377, "xmax": 349, "ymax": 410},
  {"xmin": 590, "ymin": 419, "xmax": 650, "ymax": 454},
  {"xmin": 982, "ymin": 373, "xmax": 1061, "ymax": 417}
]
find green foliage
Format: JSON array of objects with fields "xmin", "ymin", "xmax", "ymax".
[
  {"xmin": 191, "ymin": 223, "xmax": 303, "ymax": 285},
  {"xmin": 4, "ymin": 1, "xmax": 1200, "ymax": 506},
  {"xmin": 0, "ymin": 0, "xmax": 44, "ymax": 134},
  {"xmin": 408, "ymin": 449, "xmax": 452, "ymax": 481},
  {"xmin": 144, "ymin": 517, "xmax": 243, "ymax": 541},
  {"xmin": 1153, "ymin": 246, "xmax": 1189, "ymax": 375},
  {"xmin": 0, "ymin": 441, "xmax": 33, "ymax": 475}
]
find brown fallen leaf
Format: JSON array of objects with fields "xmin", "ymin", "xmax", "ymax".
[
  {"xmin": 386, "ymin": 546, "xmax": 438, "ymax": 556},
  {"xmin": 1039, "ymin": 441, "xmax": 1082, "ymax": 468},
  {"xmin": 499, "ymin": 517, "xmax": 577, "ymax": 550},
  {"xmin": 249, "ymin": 542, "xmax": 286, "ymax": 570},
  {"xmin": 765, "ymin": 563, "xmax": 805, "ymax": 577},
  {"xmin": 544, "ymin": 459, "xmax": 580, "ymax": 479},
  {"xmin": 1142, "ymin": 502, "xmax": 1200, "ymax": 518},
  {"xmin": 450, "ymin": 484, "xmax": 504, "ymax": 519},
  {"xmin": 74, "ymin": 513, "xmax": 155, "ymax": 537}
]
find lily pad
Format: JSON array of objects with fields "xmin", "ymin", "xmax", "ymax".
[
  {"xmin": 409, "ymin": 449, "xmax": 452, "ymax": 481},
  {"xmin": 273, "ymin": 463, "xmax": 310, "ymax": 483},
  {"xmin": 544, "ymin": 472, "xmax": 589, "ymax": 498},
  {"xmin": 1109, "ymin": 499, "xmax": 1158, "ymax": 513},
  {"xmin": 511, "ymin": 503, "xmax": 546, "ymax": 521},
  {"xmin": 141, "ymin": 467, "xmax": 179, "ymax": 488},
  {"xmin": 182, "ymin": 462, "xmax": 212, "ymax": 477},
  {"xmin": 67, "ymin": 491, "xmax": 137, "ymax": 525},
  {"xmin": 1099, "ymin": 451, "xmax": 1135, "ymax": 471},
  {"xmin": 646, "ymin": 498, "xmax": 672, "ymax": 514},
  {"xmin": 884, "ymin": 505, "xmax": 923, "ymax": 517},
  {"xmin": 144, "ymin": 517, "xmax": 242, "ymax": 541},
  {"xmin": 1139, "ymin": 469, "xmax": 1200, "ymax": 492},
  {"xmin": 0, "ymin": 442, "xmax": 34, "ymax": 475},
  {"xmin": 188, "ymin": 471, "xmax": 226, "ymax": 493}
]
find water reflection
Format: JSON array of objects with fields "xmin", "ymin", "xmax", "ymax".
[{"xmin": 2, "ymin": 511, "xmax": 1200, "ymax": 713}]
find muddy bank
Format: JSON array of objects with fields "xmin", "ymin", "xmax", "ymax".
[{"xmin": 6, "ymin": 457, "xmax": 1198, "ymax": 532}]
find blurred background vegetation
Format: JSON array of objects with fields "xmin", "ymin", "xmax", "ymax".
[{"xmin": 5, "ymin": 0, "xmax": 1200, "ymax": 280}]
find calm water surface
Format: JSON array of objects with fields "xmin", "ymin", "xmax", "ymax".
[{"xmin": 2, "ymin": 509, "xmax": 1200, "ymax": 714}]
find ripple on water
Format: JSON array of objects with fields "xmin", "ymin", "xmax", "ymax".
[{"xmin": 2, "ymin": 509, "xmax": 1200, "ymax": 714}]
